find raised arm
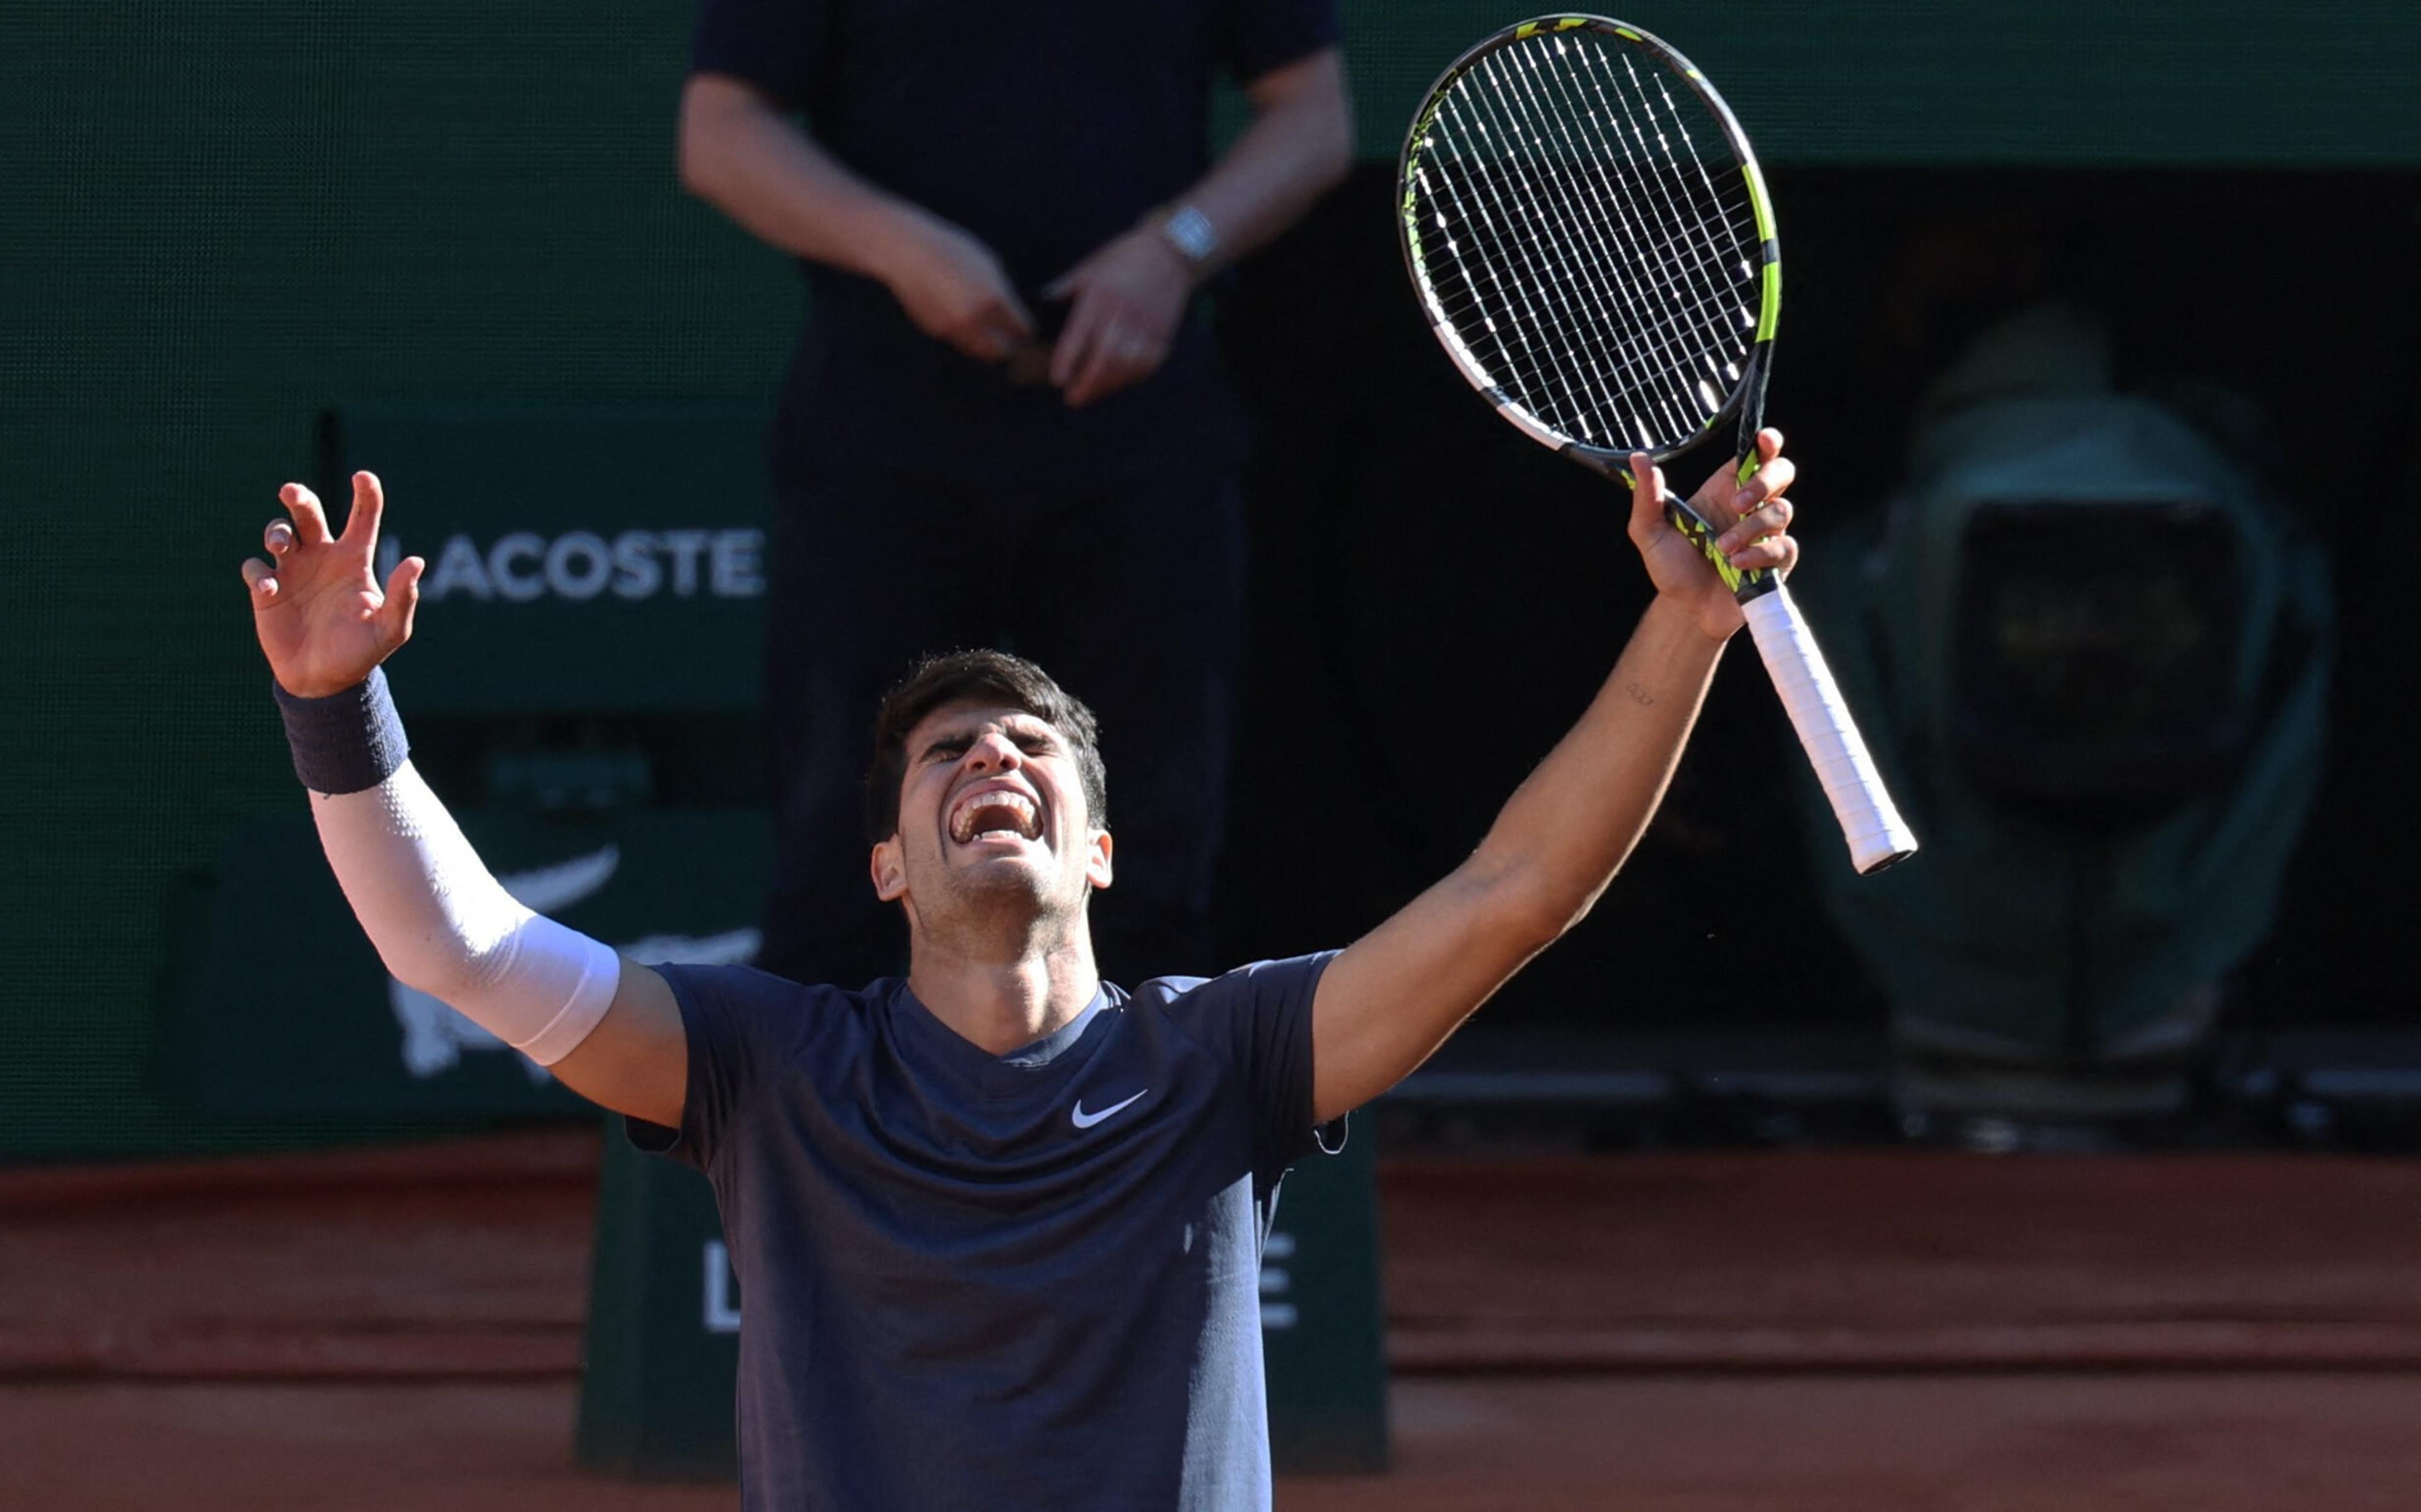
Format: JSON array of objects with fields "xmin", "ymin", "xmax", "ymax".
[
  {"xmin": 241, "ymin": 472, "xmax": 687, "ymax": 1128},
  {"xmin": 1308, "ymin": 436, "xmax": 1800, "ymax": 1122}
]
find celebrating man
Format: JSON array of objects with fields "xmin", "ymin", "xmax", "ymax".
[{"xmin": 239, "ymin": 432, "xmax": 1798, "ymax": 1510}]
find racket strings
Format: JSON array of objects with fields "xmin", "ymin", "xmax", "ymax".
[
  {"xmin": 1431, "ymin": 79, "xmax": 1692, "ymax": 444},
  {"xmin": 1422, "ymin": 116, "xmax": 1725, "ymax": 449},
  {"xmin": 1418, "ymin": 49, "xmax": 1746, "ymax": 395},
  {"xmin": 1438, "ymin": 88, "xmax": 1651, "ymax": 440},
  {"xmin": 1526, "ymin": 38, "xmax": 1753, "ymax": 434},
  {"xmin": 1631, "ymin": 50, "xmax": 1759, "ymax": 298},
  {"xmin": 1420, "ymin": 177, "xmax": 1755, "ymax": 375},
  {"xmin": 1408, "ymin": 30, "xmax": 1762, "ymax": 453},
  {"xmin": 1423, "ymin": 103, "xmax": 1700, "ymax": 449},
  {"xmin": 1417, "ymin": 119, "xmax": 1613, "ymax": 442},
  {"xmin": 1557, "ymin": 36, "xmax": 1760, "ymax": 378},
  {"xmin": 1472, "ymin": 51, "xmax": 1706, "ymax": 440},
  {"xmin": 1594, "ymin": 48, "xmax": 1757, "ymax": 349},
  {"xmin": 1502, "ymin": 43, "xmax": 1751, "ymax": 436},
  {"xmin": 1420, "ymin": 173, "xmax": 1756, "ymax": 383},
  {"xmin": 1511, "ymin": 45, "xmax": 1741, "ymax": 378}
]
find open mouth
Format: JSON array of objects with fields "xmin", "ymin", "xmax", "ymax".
[{"xmin": 947, "ymin": 785, "xmax": 1043, "ymax": 846}]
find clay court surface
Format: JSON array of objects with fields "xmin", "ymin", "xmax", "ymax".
[{"xmin": 9, "ymin": 1131, "xmax": 2421, "ymax": 1509}]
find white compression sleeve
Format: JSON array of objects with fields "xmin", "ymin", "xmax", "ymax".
[{"xmin": 308, "ymin": 761, "xmax": 622, "ymax": 1066}]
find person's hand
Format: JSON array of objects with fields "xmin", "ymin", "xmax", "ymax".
[
  {"xmin": 884, "ymin": 213, "xmax": 1036, "ymax": 364},
  {"xmin": 1044, "ymin": 226, "xmax": 1193, "ymax": 408},
  {"xmin": 1625, "ymin": 429, "xmax": 1799, "ymax": 643},
  {"xmin": 240, "ymin": 472, "xmax": 425, "ymax": 698}
]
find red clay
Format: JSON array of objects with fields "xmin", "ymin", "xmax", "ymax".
[
  {"xmin": 9, "ymin": 1133, "xmax": 2421, "ymax": 1506},
  {"xmin": 8, "ymin": 1375, "xmax": 2421, "ymax": 1511},
  {"xmin": 13, "ymin": 1133, "xmax": 2421, "ymax": 1378}
]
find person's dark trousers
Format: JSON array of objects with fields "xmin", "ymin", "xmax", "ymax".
[{"xmin": 753, "ymin": 458, "xmax": 1246, "ymax": 993}]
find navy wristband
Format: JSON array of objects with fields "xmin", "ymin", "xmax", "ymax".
[{"xmin": 273, "ymin": 666, "xmax": 410, "ymax": 795}]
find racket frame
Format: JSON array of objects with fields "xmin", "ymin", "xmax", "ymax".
[
  {"xmin": 1395, "ymin": 14, "xmax": 1919, "ymax": 874},
  {"xmin": 1397, "ymin": 13, "xmax": 1782, "ymax": 602}
]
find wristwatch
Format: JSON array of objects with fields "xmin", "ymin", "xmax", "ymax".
[{"xmin": 1156, "ymin": 204, "xmax": 1219, "ymax": 270}]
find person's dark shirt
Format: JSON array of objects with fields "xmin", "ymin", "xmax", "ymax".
[
  {"xmin": 690, "ymin": 0, "xmax": 1340, "ymax": 484},
  {"xmin": 629, "ymin": 955, "xmax": 1341, "ymax": 1511}
]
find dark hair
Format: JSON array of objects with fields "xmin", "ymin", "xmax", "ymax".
[{"xmin": 864, "ymin": 649, "xmax": 1109, "ymax": 843}]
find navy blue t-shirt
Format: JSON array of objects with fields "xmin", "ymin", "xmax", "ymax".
[
  {"xmin": 690, "ymin": 0, "xmax": 1340, "ymax": 485},
  {"xmin": 630, "ymin": 954, "xmax": 1341, "ymax": 1511}
]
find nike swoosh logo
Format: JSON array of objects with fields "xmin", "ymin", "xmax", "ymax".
[{"xmin": 1071, "ymin": 1088, "xmax": 1148, "ymax": 1130}]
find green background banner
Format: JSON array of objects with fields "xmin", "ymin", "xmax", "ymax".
[
  {"xmin": 329, "ymin": 402, "xmax": 775, "ymax": 715},
  {"xmin": 5, "ymin": 0, "xmax": 2415, "ymax": 1157},
  {"xmin": 1339, "ymin": 3, "xmax": 2421, "ymax": 167}
]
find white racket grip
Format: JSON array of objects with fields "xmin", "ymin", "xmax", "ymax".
[{"xmin": 1739, "ymin": 586, "xmax": 1918, "ymax": 874}]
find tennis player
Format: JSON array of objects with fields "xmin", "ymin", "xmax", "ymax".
[{"xmin": 240, "ymin": 433, "xmax": 1797, "ymax": 1510}]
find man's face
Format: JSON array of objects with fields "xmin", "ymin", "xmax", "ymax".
[{"xmin": 871, "ymin": 700, "xmax": 1112, "ymax": 928}]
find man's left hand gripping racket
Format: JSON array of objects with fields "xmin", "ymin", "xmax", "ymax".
[{"xmin": 1396, "ymin": 14, "xmax": 1917, "ymax": 874}]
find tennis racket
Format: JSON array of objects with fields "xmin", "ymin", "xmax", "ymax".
[{"xmin": 1396, "ymin": 13, "xmax": 1917, "ymax": 874}]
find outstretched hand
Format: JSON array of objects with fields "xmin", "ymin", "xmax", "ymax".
[
  {"xmin": 240, "ymin": 472, "xmax": 424, "ymax": 698},
  {"xmin": 1625, "ymin": 428, "xmax": 1799, "ymax": 643}
]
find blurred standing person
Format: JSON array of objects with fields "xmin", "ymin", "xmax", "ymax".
[{"xmin": 677, "ymin": 0, "xmax": 1352, "ymax": 988}]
